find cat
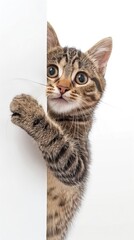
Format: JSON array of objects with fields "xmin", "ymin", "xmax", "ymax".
[{"xmin": 10, "ymin": 22, "xmax": 112, "ymax": 240}]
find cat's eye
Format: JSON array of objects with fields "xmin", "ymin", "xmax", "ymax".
[
  {"xmin": 47, "ymin": 65, "xmax": 59, "ymax": 78},
  {"xmin": 75, "ymin": 72, "xmax": 88, "ymax": 85}
]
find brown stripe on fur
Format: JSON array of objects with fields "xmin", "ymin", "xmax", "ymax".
[
  {"xmin": 91, "ymin": 77, "xmax": 102, "ymax": 92},
  {"xmin": 47, "ymin": 212, "xmax": 59, "ymax": 222},
  {"xmin": 54, "ymin": 142, "xmax": 70, "ymax": 163}
]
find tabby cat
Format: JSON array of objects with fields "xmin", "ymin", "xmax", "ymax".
[{"xmin": 10, "ymin": 22, "xmax": 112, "ymax": 240}]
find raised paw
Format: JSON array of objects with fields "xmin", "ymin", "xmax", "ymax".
[{"xmin": 10, "ymin": 94, "xmax": 45, "ymax": 132}]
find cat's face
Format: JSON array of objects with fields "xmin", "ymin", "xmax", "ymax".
[{"xmin": 47, "ymin": 23, "xmax": 112, "ymax": 114}]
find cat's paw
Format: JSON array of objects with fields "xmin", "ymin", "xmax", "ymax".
[{"xmin": 10, "ymin": 94, "xmax": 45, "ymax": 132}]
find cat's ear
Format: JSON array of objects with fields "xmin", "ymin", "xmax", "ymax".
[
  {"xmin": 86, "ymin": 37, "xmax": 112, "ymax": 76},
  {"xmin": 47, "ymin": 22, "xmax": 60, "ymax": 52}
]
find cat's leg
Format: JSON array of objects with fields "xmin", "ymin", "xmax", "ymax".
[
  {"xmin": 10, "ymin": 94, "xmax": 87, "ymax": 240},
  {"xmin": 10, "ymin": 94, "xmax": 88, "ymax": 186}
]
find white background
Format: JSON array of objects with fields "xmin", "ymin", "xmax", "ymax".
[
  {"xmin": 0, "ymin": 0, "xmax": 46, "ymax": 239},
  {"xmin": 48, "ymin": 0, "xmax": 134, "ymax": 239}
]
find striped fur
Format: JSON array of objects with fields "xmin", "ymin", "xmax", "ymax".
[{"xmin": 10, "ymin": 23, "xmax": 112, "ymax": 240}]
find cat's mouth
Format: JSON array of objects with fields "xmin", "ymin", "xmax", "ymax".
[
  {"xmin": 51, "ymin": 95, "xmax": 68, "ymax": 103},
  {"xmin": 48, "ymin": 94, "xmax": 79, "ymax": 113}
]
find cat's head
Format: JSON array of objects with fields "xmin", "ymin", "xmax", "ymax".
[{"xmin": 47, "ymin": 22, "xmax": 112, "ymax": 114}]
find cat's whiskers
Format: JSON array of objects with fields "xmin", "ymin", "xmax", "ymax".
[
  {"xmin": 15, "ymin": 78, "xmax": 48, "ymax": 87},
  {"xmin": 70, "ymin": 113, "xmax": 76, "ymax": 139},
  {"xmin": 74, "ymin": 109, "xmax": 80, "ymax": 139},
  {"xmin": 80, "ymin": 100, "xmax": 95, "ymax": 118},
  {"xmin": 77, "ymin": 106, "xmax": 88, "ymax": 134},
  {"xmin": 100, "ymin": 99, "xmax": 116, "ymax": 108},
  {"xmin": 46, "ymin": 91, "xmax": 55, "ymax": 96},
  {"xmin": 79, "ymin": 96, "xmax": 95, "ymax": 108}
]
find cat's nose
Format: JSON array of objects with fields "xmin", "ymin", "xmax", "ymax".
[{"xmin": 57, "ymin": 85, "xmax": 69, "ymax": 94}]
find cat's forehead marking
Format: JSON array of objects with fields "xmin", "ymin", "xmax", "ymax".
[
  {"xmin": 55, "ymin": 47, "xmax": 82, "ymax": 77},
  {"xmin": 63, "ymin": 47, "xmax": 81, "ymax": 65},
  {"xmin": 60, "ymin": 56, "xmax": 67, "ymax": 67}
]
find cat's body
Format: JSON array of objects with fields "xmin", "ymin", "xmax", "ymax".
[
  {"xmin": 10, "ymin": 23, "xmax": 112, "ymax": 240},
  {"xmin": 47, "ymin": 104, "xmax": 91, "ymax": 239}
]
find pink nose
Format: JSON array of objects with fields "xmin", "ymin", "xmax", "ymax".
[{"xmin": 57, "ymin": 85, "xmax": 69, "ymax": 94}]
